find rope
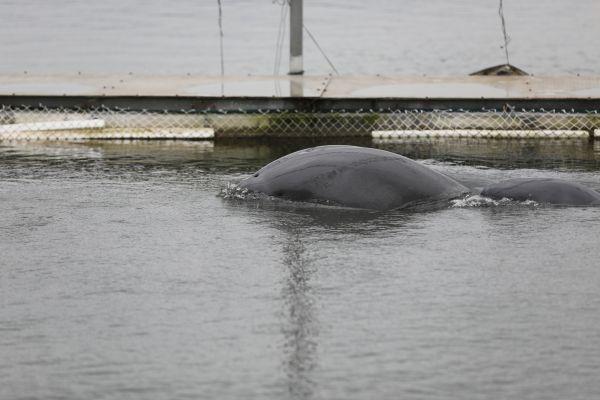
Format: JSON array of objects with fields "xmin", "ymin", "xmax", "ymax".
[
  {"xmin": 303, "ymin": 24, "xmax": 339, "ymax": 75},
  {"xmin": 498, "ymin": 0, "xmax": 511, "ymax": 65},
  {"xmin": 272, "ymin": 1, "xmax": 339, "ymax": 76}
]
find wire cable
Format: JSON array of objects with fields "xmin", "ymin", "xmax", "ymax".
[
  {"xmin": 303, "ymin": 24, "xmax": 339, "ymax": 75},
  {"xmin": 273, "ymin": 1, "xmax": 288, "ymax": 76},
  {"xmin": 498, "ymin": 0, "xmax": 511, "ymax": 65},
  {"xmin": 217, "ymin": 0, "xmax": 225, "ymax": 95}
]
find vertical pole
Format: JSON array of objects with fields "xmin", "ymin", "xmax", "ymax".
[{"xmin": 289, "ymin": 0, "xmax": 303, "ymax": 75}]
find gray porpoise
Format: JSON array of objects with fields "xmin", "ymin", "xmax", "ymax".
[
  {"xmin": 481, "ymin": 178, "xmax": 600, "ymax": 206},
  {"xmin": 239, "ymin": 145, "xmax": 469, "ymax": 210}
]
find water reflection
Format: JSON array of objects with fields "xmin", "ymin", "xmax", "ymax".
[
  {"xmin": 3, "ymin": 137, "xmax": 599, "ymax": 177},
  {"xmin": 256, "ymin": 207, "xmax": 415, "ymax": 400},
  {"xmin": 280, "ymin": 225, "xmax": 317, "ymax": 400},
  {"xmin": 374, "ymin": 137, "xmax": 600, "ymax": 170}
]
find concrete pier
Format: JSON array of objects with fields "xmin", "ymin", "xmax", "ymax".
[
  {"xmin": 1, "ymin": 74, "xmax": 600, "ymax": 111},
  {"xmin": 1, "ymin": 74, "xmax": 599, "ymax": 139}
]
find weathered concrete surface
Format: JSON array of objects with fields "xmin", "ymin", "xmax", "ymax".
[{"xmin": 1, "ymin": 74, "xmax": 600, "ymax": 99}]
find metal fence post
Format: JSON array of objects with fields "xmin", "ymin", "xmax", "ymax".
[{"xmin": 289, "ymin": 0, "xmax": 303, "ymax": 75}]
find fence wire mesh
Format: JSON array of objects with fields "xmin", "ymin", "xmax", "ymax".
[{"xmin": 1, "ymin": 105, "xmax": 599, "ymax": 140}]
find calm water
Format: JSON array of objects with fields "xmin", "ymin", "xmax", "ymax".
[
  {"xmin": 1, "ymin": 0, "xmax": 599, "ymax": 75},
  {"xmin": 2, "ymin": 138, "xmax": 600, "ymax": 399}
]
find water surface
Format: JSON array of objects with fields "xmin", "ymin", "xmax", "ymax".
[
  {"xmin": 1, "ymin": 0, "xmax": 599, "ymax": 75},
  {"xmin": 2, "ymin": 139, "xmax": 600, "ymax": 399}
]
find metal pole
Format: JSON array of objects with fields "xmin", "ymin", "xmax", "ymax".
[{"xmin": 289, "ymin": 0, "xmax": 303, "ymax": 75}]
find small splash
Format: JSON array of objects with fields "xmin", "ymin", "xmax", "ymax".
[
  {"xmin": 219, "ymin": 182, "xmax": 258, "ymax": 200},
  {"xmin": 451, "ymin": 194, "xmax": 538, "ymax": 208},
  {"xmin": 220, "ymin": 182, "xmax": 348, "ymax": 210}
]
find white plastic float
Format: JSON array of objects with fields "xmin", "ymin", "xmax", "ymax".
[
  {"xmin": 0, "ymin": 119, "xmax": 214, "ymax": 140},
  {"xmin": 372, "ymin": 129, "xmax": 590, "ymax": 139}
]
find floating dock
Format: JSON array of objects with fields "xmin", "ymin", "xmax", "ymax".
[
  {"xmin": 2, "ymin": 74, "xmax": 600, "ymax": 110},
  {"xmin": 1, "ymin": 74, "xmax": 600, "ymax": 139}
]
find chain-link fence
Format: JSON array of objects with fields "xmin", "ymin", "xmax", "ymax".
[{"xmin": 1, "ymin": 105, "xmax": 598, "ymax": 140}]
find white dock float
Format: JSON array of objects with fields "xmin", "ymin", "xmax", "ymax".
[
  {"xmin": 0, "ymin": 119, "xmax": 214, "ymax": 141},
  {"xmin": 1, "ymin": 119, "xmax": 105, "ymax": 133},
  {"xmin": 372, "ymin": 129, "xmax": 591, "ymax": 139}
]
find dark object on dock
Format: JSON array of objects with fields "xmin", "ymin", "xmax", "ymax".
[
  {"xmin": 239, "ymin": 145, "xmax": 469, "ymax": 211},
  {"xmin": 481, "ymin": 178, "xmax": 600, "ymax": 205},
  {"xmin": 470, "ymin": 64, "xmax": 528, "ymax": 76}
]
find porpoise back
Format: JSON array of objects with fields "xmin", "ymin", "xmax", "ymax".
[
  {"xmin": 481, "ymin": 178, "xmax": 600, "ymax": 206},
  {"xmin": 239, "ymin": 145, "xmax": 469, "ymax": 210}
]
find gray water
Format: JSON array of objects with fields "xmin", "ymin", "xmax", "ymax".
[
  {"xmin": 1, "ymin": 0, "xmax": 599, "ymax": 76},
  {"xmin": 2, "ymin": 138, "xmax": 600, "ymax": 399}
]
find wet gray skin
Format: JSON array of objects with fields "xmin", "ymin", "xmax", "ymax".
[
  {"xmin": 481, "ymin": 178, "xmax": 600, "ymax": 206},
  {"xmin": 239, "ymin": 145, "xmax": 470, "ymax": 211}
]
